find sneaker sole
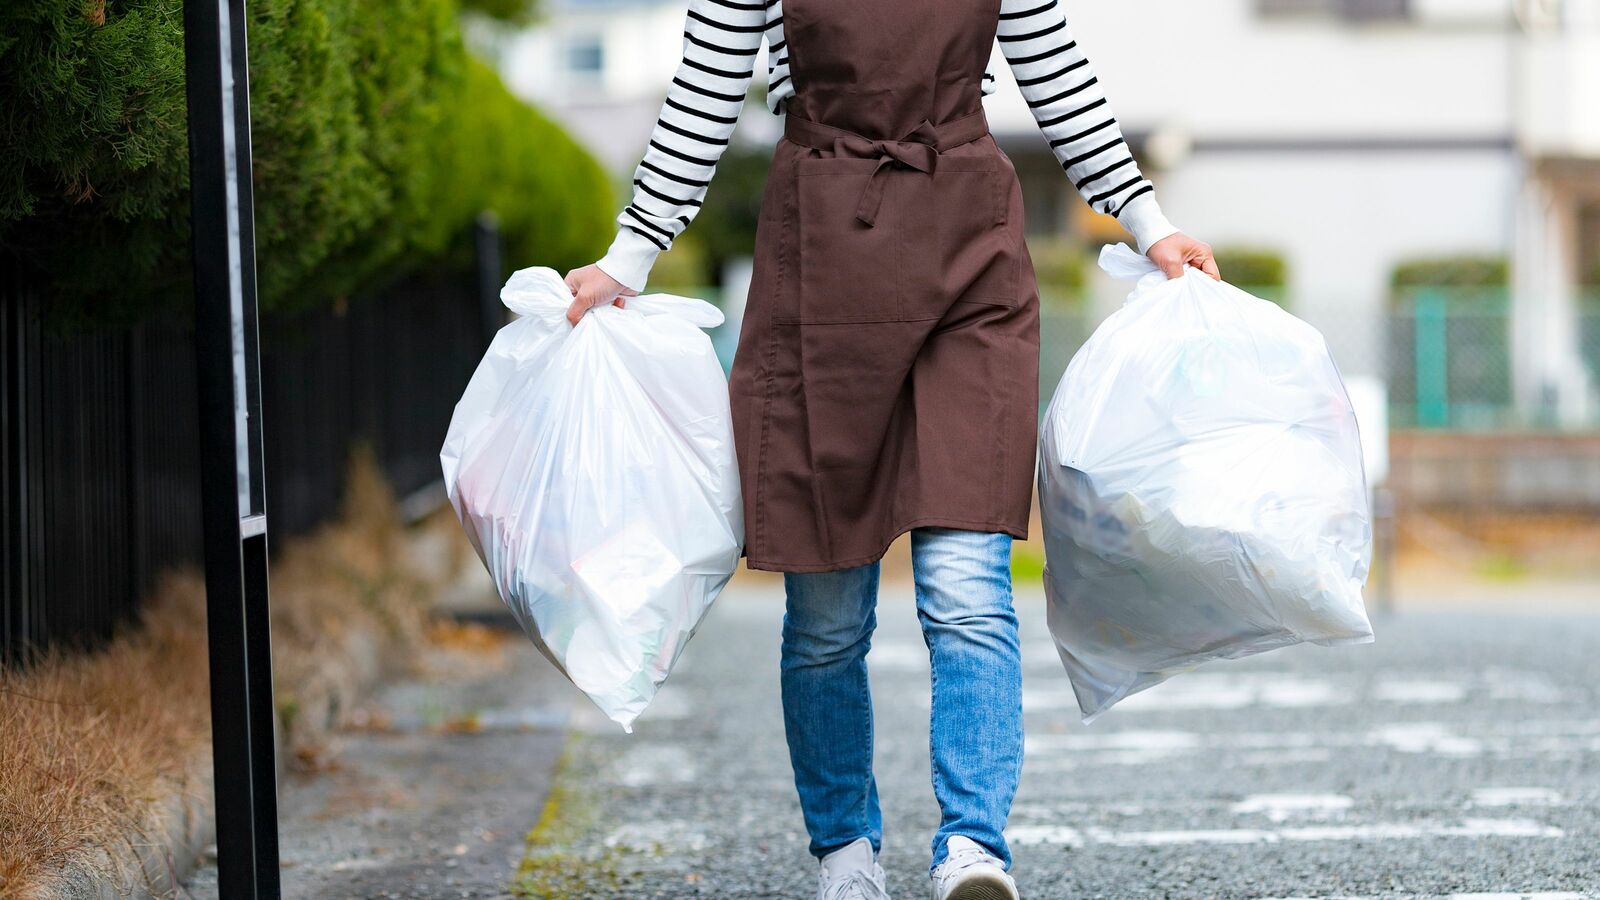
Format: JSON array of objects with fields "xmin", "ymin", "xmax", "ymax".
[{"xmin": 943, "ymin": 871, "xmax": 1019, "ymax": 900}]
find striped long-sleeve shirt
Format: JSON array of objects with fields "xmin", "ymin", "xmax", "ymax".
[{"xmin": 594, "ymin": 0, "xmax": 1179, "ymax": 292}]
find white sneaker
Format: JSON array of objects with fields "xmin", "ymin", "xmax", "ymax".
[
  {"xmin": 817, "ymin": 837, "xmax": 892, "ymax": 900},
  {"xmin": 929, "ymin": 835, "xmax": 1018, "ymax": 900}
]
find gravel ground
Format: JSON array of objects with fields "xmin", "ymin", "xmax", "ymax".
[{"xmin": 522, "ymin": 576, "xmax": 1600, "ymax": 899}]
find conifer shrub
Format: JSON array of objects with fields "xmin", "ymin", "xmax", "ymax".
[{"xmin": 0, "ymin": 0, "xmax": 611, "ymax": 321}]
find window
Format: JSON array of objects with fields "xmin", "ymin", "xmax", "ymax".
[
  {"xmin": 565, "ymin": 35, "xmax": 604, "ymax": 78},
  {"xmin": 1579, "ymin": 202, "xmax": 1600, "ymax": 289}
]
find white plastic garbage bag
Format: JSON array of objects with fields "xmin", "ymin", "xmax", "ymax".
[
  {"xmin": 441, "ymin": 267, "xmax": 743, "ymax": 732},
  {"xmin": 1038, "ymin": 244, "xmax": 1374, "ymax": 723}
]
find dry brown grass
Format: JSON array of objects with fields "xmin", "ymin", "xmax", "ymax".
[
  {"xmin": 0, "ymin": 572, "xmax": 211, "ymax": 898},
  {"xmin": 267, "ymin": 449, "xmax": 438, "ymax": 762},
  {"xmin": 0, "ymin": 448, "xmax": 474, "ymax": 898}
]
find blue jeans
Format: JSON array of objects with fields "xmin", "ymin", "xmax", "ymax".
[{"xmin": 779, "ymin": 527, "xmax": 1024, "ymax": 871}]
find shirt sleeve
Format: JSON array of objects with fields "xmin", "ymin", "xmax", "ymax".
[
  {"xmin": 996, "ymin": 0, "xmax": 1179, "ymax": 254},
  {"xmin": 594, "ymin": 0, "xmax": 772, "ymax": 292}
]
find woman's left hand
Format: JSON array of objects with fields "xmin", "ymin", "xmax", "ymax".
[{"xmin": 1147, "ymin": 233, "xmax": 1221, "ymax": 281}]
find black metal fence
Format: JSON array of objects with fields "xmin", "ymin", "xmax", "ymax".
[
  {"xmin": 2, "ymin": 248, "xmax": 497, "ymax": 666},
  {"xmin": 260, "ymin": 269, "xmax": 492, "ymax": 534}
]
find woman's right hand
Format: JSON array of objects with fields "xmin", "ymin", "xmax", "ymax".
[
  {"xmin": 1147, "ymin": 233, "xmax": 1221, "ymax": 281},
  {"xmin": 563, "ymin": 264, "xmax": 638, "ymax": 326}
]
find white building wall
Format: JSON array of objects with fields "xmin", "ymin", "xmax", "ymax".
[
  {"xmin": 504, "ymin": 0, "xmax": 1600, "ymax": 411},
  {"xmin": 981, "ymin": 0, "xmax": 1513, "ymax": 139},
  {"xmin": 500, "ymin": 1, "xmax": 777, "ymax": 170},
  {"xmin": 1155, "ymin": 148, "xmax": 1519, "ymax": 377},
  {"xmin": 979, "ymin": 0, "xmax": 1521, "ymax": 378}
]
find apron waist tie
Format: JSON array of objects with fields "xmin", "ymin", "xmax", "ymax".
[{"xmin": 784, "ymin": 108, "xmax": 991, "ymax": 227}]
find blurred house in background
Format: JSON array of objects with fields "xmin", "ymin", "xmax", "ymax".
[
  {"xmin": 498, "ymin": 0, "xmax": 777, "ymax": 170},
  {"xmin": 496, "ymin": 0, "xmax": 1600, "ymax": 581},
  {"xmin": 1516, "ymin": 0, "xmax": 1600, "ymax": 426},
  {"xmin": 499, "ymin": 0, "xmax": 1599, "ymax": 431}
]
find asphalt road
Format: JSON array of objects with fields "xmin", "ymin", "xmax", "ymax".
[{"xmin": 521, "ymin": 576, "xmax": 1600, "ymax": 899}]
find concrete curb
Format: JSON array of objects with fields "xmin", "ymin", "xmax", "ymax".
[{"xmin": 40, "ymin": 756, "xmax": 213, "ymax": 899}]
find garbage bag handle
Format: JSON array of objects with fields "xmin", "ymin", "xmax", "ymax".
[
  {"xmin": 623, "ymin": 293, "xmax": 726, "ymax": 329},
  {"xmin": 499, "ymin": 266, "xmax": 725, "ymax": 329},
  {"xmin": 1098, "ymin": 243, "xmax": 1163, "ymax": 281}
]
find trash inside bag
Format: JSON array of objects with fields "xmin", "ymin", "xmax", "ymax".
[
  {"xmin": 441, "ymin": 267, "xmax": 743, "ymax": 732},
  {"xmin": 1038, "ymin": 244, "xmax": 1373, "ymax": 723}
]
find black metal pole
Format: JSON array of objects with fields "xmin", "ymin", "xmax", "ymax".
[
  {"xmin": 475, "ymin": 211, "xmax": 505, "ymax": 348},
  {"xmin": 182, "ymin": 0, "xmax": 281, "ymax": 895}
]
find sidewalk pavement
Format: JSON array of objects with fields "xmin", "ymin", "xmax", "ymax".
[{"xmin": 183, "ymin": 622, "xmax": 574, "ymax": 899}]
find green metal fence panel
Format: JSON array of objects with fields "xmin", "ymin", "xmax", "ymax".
[{"xmin": 1388, "ymin": 287, "xmax": 1521, "ymax": 431}]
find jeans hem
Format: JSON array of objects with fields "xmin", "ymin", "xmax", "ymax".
[{"xmin": 747, "ymin": 516, "xmax": 1028, "ymax": 573}]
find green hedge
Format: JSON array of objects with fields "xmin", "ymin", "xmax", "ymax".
[
  {"xmin": 1211, "ymin": 247, "xmax": 1286, "ymax": 292},
  {"xmin": 0, "ymin": 0, "xmax": 611, "ymax": 321},
  {"xmin": 1209, "ymin": 247, "xmax": 1288, "ymax": 307},
  {"xmin": 690, "ymin": 148, "xmax": 771, "ymax": 286},
  {"xmin": 1387, "ymin": 255, "xmax": 1509, "ymax": 312},
  {"xmin": 1024, "ymin": 236, "xmax": 1088, "ymax": 306},
  {"xmin": 1390, "ymin": 255, "xmax": 1509, "ymax": 291}
]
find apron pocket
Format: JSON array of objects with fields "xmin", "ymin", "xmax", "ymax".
[
  {"xmin": 781, "ymin": 157, "xmax": 904, "ymax": 325},
  {"xmin": 932, "ymin": 155, "xmax": 1018, "ymax": 308}
]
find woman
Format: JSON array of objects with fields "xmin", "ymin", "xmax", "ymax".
[{"xmin": 564, "ymin": 0, "xmax": 1218, "ymax": 896}]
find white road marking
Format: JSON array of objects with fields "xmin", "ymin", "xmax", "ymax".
[
  {"xmin": 604, "ymin": 820, "xmax": 710, "ymax": 853},
  {"xmin": 1230, "ymin": 748, "xmax": 1337, "ymax": 766},
  {"xmin": 1369, "ymin": 723, "xmax": 1485, "ymax": 757},
  {"xmin": 1008, "ymin": 800, "xmax": 1150, "ymax": 819},
  {"xmin": 1255, "ymin": 894, "xmax": 1585, "ymax": 899},
  {"xmin": 1007, "ymin": 817, "xmax": 1564, "ymax": 847},
  {"xmin": 868, "ymin": 640, "xmax": 929, "ymax": 671},
  {"xmin": 1469, "ymin": 787, "xmax": 1563, "ymax": 808},
  {"xmin": 1023, "ymin": 719, "xmax": 1600, "ymax": 764},
  {"xmin": 1025, "ymin": 730, "xmax": 1201, "ymax": 755},
  {"xmin": 1232, "ymin": 793, "xmax": 1354, "ymax": 821},
  {"xmin": 1373, "ymin": 680, "xmax": 1469, "ymax": 703},
  {"xmin": 1448, "ymin": 893, "xmax": 1589, "ymax": 899},
  {"xmin": 1017, "ymin": 668, "xmax": 1570, "ymax": 714},
  {"xmin": 1022, "ymin": 673, "xmax": 1348, "ymax": 713},
  {"xmin": 1482, "ymin": 667, "xmax": 1569, "ymax": 703},
  {"xmin": 1006, "ymin": 825, "xmax": 1086, "ymax": 845}
]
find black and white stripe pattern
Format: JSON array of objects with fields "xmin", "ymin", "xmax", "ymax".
[
  {"xmin": 996, "ymin": 0, "xmax": 1172, "ymax": 246},
  {"xmin": 592, "ymin": 0, "xmax": 778, "ymax": 289},
  {"xmin": 594, "ymin": 0, "xmax": 1174, "ymax": 292}
]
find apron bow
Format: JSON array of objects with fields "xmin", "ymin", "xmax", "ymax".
[{"xmin": 834, "ymin": 118, "xmax": 940, "ymax": 227}]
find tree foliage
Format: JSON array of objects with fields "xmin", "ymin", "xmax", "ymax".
[
  {"xmin": 0, "ymin": 0, "xmax": 610, "ymax": 321},
  {"xmin": 690, "ymin": 148, "xmax": 771, "ymax": 286},
  {"xmin": 1025, "ymin": 237, "xmax": 1088, "ymax": 305},
  {"xmin": 459, "ymin": 0, "xmax": 539, "ymax": 25}
]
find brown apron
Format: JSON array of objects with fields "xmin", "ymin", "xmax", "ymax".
[{"xmin": 729, "ymin": 0, "xmax": 1040, "ymax": 573}]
